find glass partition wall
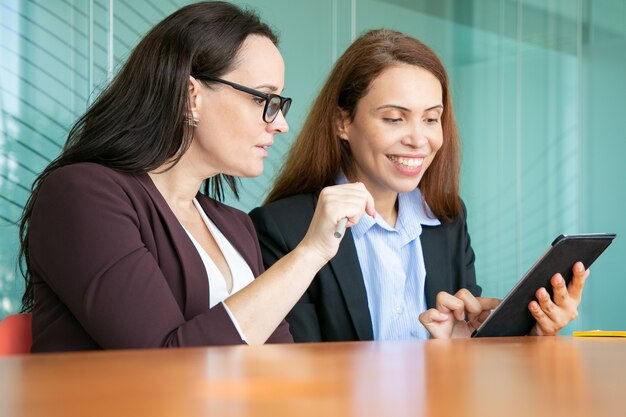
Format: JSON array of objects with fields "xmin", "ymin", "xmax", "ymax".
[{"xmin": 2, "ymin": 0, "xmax": 624, "ymax": 332}]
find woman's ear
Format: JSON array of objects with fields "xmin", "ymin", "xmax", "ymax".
[
  {"xmin": 336, "ymin": 108, "xmax": 351, "ymax": 141},
  {"xmin": 187, "ymin": 76, "xmax": 201, "ymax": 122}
]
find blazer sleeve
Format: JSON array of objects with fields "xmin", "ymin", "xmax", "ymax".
[
  {"xmin": 30, "ymin": 166, "xmax": 249, "ymax": 348},
  {"xmin": 423, "ymin": 200, "xmax": 482, "ymax": 308},
  {"xmin": 249, "ymin": 204, "xmax": 323, "ymax": 342},
  {"xmin": 240, "ymin": 211, "xmax": 293, "ymax": 344},
  {"xmin": 460, "ymin": 202, "xmax": 481, "ymax": 297}
]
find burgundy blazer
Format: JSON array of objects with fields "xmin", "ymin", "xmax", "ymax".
[{"xmin": 29, "ymin": 163, "xmax": 292, "ymax": 352}]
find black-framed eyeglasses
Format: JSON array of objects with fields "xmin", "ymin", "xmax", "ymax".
[{"xmin": 196, "ymin": 76, "xmax": 292, "ymax": 123}]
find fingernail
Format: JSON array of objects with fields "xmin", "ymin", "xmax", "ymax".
[{"xmin": 576, "ymin": 263, "xmax": 584, "ymax": 272}]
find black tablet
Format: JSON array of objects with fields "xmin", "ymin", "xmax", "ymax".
[{"xmin": 471, "ymin": 233, "xmax": 616, "ymax": 338}]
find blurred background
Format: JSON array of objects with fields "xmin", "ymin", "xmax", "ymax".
[{"xmin": 1, "ymin": 0, "xmax": 624, "ymax": 332}]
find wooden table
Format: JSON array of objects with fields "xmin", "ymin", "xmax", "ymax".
[{"xmin": 1, "ymin": 336, "xmax": 624, "ymax": 417}]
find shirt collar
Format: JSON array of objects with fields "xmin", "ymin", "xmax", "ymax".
[
  {"xmin": 335, "ymin": 173, "xmax": 440, "ymax": 243},
  {"xmin": 396, "ymin": 187, "xmax": 441, "ymax": 245}
]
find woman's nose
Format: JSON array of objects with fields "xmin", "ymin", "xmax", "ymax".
[{"xmin": 267, "ymin": 111, "xmax": 289, "ymax": 134}]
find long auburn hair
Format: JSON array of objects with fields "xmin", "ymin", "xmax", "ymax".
[
  {"xmin": 19, "ymin": 1, "xmax": 278, "ymax": 312},
  {"xmin": 266, "ymin": 29, "xmax": 462, "ymax": 221}
]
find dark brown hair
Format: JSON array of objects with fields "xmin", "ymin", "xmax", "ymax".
[
  {"xmin": 266, "ymin": 29, "xmax": 462, "ymax": 221},
  {"xmin": 19, "ymin": 1, "xmax": 278, "ymax": 312}
]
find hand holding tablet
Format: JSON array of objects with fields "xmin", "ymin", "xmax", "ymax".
[
  {"xmin": 420, "ymin": 233, "xmax": 616, "ymax": 339},
  {"xmin": 473, "ymin": 233, "xmax": 615, "ymax": 337}
]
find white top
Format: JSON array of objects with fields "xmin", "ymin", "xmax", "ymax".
[{"xmin": 181, "ymin": 198, "xmax": 255, "ymax": 341}]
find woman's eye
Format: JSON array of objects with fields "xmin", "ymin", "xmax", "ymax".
[
  {"xmin": 426, "ymin": 118, "xmax": 440, "ymax": 124},
  {"xmin": 383, "ymin": 117, "xmax": 402, "ymax": 123},
  {"xmin": 253, "ymin": 97, "xmax": 266, "ymax": 105}
]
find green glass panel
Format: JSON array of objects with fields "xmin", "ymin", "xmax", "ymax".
[{"xmin": 2, "ymin": 0, "xmax": 625, "ymax": 333}]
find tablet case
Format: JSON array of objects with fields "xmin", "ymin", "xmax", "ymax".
[{"xmin": 472, "ymin": 233, "xmax": 615, "ymax": 338}]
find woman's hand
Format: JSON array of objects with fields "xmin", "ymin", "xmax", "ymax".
[
  {"xmin": 226, "ymin": 182, "xmax": 374, "ymax": 345},
  {"xmin": 419, "ymin": 289, "xmax": 501, "ymax": 339},
  {"xmin": 297, "ymin": 182, "xmax": 375, "ymax": 265},
  {"xmin": 529, "ymin": 262, "xmax": 589, "ymax": 336}
]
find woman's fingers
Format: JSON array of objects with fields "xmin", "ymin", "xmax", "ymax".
[
  {"xmin": 528, "ymin": 300, "xmax": 558, "ymax": 336},
  {"xmin": 550, "ymin": 273, "xmax": 570, "ymax": 306},
  {"xmin": 427, "ymin": 291, "xmax": 497, "ymax": 339},
  {"xmin": 435, "ymin": 291, "xmax": 466, "ymax": 322},
  {"xmin": 362, "ymin": 184, "xmax": 376, "ymax": 218},
  {"xmin": 530, "ymin": 284, "xmax": 579, "ymax": 336},
  {"xmin": 454, "ymin": 289, "xmax": 482, "ymax": 321},
  {"xmin": 319, "ymin": 182, "xmax": 375, "ymax": 226},
  {"xmin": 419, "ymin": 308, "xmax": 454, "ymax": 339},
  {"xmin": 528, "ymin": 262, "xmax": 587, "ymax": 336},
  {"xmin": 419, "ymin": 308, "xmax": 449, "ymax": 325},
  {"xmin": 478, "ymin": 297, "xmax": 501, "ymax": 311},
  {"xmin": 566, "ymin": 262, "xmax": 589, "ymax": 303},
  {"xmin": 301, "ymin": 183, "xmax": 375, "ymax": 262}
]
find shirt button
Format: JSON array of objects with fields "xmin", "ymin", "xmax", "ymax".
[{"xmin": 395, "ymin": 306, "xmax": 404, "ymax": 315}]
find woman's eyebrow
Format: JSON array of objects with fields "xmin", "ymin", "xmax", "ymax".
[
  {"xmin": 425, "ymin": 104, "xmax": 444, "ymax": 111},
  {"xmin": 253, "ymin": 84, "xmax": 278, "ymax": 92},
  {"xmin": 375, "ymin": 104, "xmax": 411, "ymax": 112},
  {"xmin": 374, "ymin": 104, "xmax": 444, "ymax": 112}
]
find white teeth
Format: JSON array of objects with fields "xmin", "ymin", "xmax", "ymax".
[{"xmin": 388, "ymin": 156, "xmax": 423, "ymax": 168}]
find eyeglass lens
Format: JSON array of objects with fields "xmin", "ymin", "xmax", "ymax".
[{"xmin": 265, "ymin": 96, "xmax": 291, "ymax": 122}]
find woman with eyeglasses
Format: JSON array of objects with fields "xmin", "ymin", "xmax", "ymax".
[
  {"xmin": 250, "ymin": 29, "xmax": 589, "ymax": 341},
  {"xmin": 20, "ymin": 1, "xmax": 374, "ymax": 352}
]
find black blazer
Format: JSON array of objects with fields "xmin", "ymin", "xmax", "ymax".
[{"xmin": 250, "ymin": 193, "xmax": 481, "ymax": 342}]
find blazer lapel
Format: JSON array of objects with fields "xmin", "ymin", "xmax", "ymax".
[
  {"xmin": 421, "ymin": 224, "xmax": 452, "ymax": 308},
  {"xmin": 134, "ymin": 174, "xmax": 210, "ymax": 317},
  {"xmin": 328, "ymin": 229, "xmax": 374, "ymax": 340},
  {"xmin": 195, "ymin": 197, "xmax": 261, "ymax": 276}
]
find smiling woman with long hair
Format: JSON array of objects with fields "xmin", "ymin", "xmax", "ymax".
[{"xmin": 250, "ymin": 29, "xmax": 589, "ymax": 342}]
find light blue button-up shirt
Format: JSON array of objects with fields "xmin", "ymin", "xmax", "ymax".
[{"xmin": 339, "ymin": 178, "xmax": 441, "ymax": 340}]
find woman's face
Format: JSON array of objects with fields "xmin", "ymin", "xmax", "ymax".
[
  {"xmin": 340, "ymin": 64, "xmax": 444, "ymax": 201},
  {"xmin": 187, "ymin": 35, "xmax": 289, "ymax": 178}
]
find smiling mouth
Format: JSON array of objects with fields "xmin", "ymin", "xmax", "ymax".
[{"xmin": 387, "ymin": 155, "xmax": 424, "ymax": 169}]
